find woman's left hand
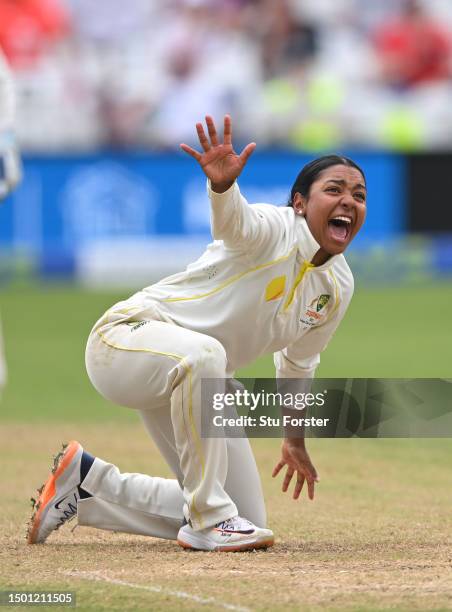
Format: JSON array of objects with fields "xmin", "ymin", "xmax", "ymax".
[{"xmin": 272, "ymin": 438, "xmax": 319, "ymax": 500}]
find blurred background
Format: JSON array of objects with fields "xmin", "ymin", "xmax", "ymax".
[
  {"xmin": 0, "ymin": 0, "xmax": 452, "ymax": 423},
  {"xmin": 1, "ymin": 0, "xmax": 452, "ymax": 285},
  {"xmin": 1, "ymin": 7, "xmax": 451, "ymax": 605}
]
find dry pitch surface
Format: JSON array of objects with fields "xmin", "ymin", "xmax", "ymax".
[{"xmin": 1, "ymin": 423, "xmax": 451, "ymax": 611}]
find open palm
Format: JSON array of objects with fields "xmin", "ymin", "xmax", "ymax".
[
  {"xmin": 180, "ymin": 115, "xmax": 256, "ymax": 193},
  {"xmin": 272, "ymin": 439, "xmax": 319, "ymax": 500}
]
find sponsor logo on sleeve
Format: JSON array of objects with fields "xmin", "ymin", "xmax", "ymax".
[{"xmin": 301, "ymin": 294, "xmax": 331, "ymax": 326}]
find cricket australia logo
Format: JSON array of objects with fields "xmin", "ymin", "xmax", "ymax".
[
  {"xmin": 300, "ymin": 294, "xmax": 331, "ymax": 327},
  {"xmin": 316, "ymin": 294, "xmax": 330, "ymax": 312}
]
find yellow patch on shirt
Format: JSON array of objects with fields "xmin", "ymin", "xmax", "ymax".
[{"xmin": 265, "ymin": 275, "xmax": 286, "ymax": 301}]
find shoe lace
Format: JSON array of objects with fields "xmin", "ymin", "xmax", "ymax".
[{"xmin": 216, "ymin": 516, "xmax": 253, "ymax": 531}]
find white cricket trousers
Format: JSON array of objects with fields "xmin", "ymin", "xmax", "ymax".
[{"xmin": 81, "ymin": 316, "xmax": 266, "ymax": 539}]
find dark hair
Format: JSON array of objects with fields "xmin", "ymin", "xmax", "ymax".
[{"xmin": 287, "ymin": 155, "xmax": 366, "ymax": 206}]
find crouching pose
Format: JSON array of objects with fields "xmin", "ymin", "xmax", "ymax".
[{"xmin": 28, "ymin": 116, "xmax": 366, "ymax": 551}]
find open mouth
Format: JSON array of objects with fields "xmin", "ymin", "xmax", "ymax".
[{"xmin": 328, "ymin": 216, "xmax": 352, "ymax": 244}]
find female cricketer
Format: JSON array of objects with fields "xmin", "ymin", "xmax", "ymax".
[{"xmin": 28, "ymin": 116, "xmax": 367, "ymax": 551}]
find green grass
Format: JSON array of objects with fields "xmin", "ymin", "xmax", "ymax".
[
  {"xmin": 1, "ymin": 282, "xmax": 451, "ymax": 422},
  {"xmin": 1, "ymin": 424, "xmax": 451, "ymax": 611},
  {"xmin": 1, "ymin": 282, "xmax": 451, "ymax": 610}
]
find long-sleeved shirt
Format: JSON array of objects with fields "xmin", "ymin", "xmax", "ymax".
[{"xmin": 95, "ymin": 180, "xmax": 354, "ymax": 378}]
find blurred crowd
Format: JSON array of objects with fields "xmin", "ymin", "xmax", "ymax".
[{"xmin": 1, "ymin": 0, "xmax": 452, "ymax": 151}]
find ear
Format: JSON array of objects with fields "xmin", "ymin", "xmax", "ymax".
[{"xmin": 292, "ymin": 192, "xmax": 307, "ymax": 216}]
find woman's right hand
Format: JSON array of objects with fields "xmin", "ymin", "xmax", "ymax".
[
  {"xmin": 272, "ymin": 438, "xmax": 319, "ymax": 500},
  {"xmin": 180, "ymin": 115, "xmax": 256, "ymax": 193}
]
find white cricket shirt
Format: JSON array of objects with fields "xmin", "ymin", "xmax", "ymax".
[{"xmin": 97, "ymin": 181, "xmax": 354, "ymax": 378}]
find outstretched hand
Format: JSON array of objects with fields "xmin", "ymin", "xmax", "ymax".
[
  {"xmin": 272, "ymin": 439, "xmax": 319, "ymax": 500},
  {"xmin": 180, "ymin": 115, "xmax": 256, "ymax": 193}
]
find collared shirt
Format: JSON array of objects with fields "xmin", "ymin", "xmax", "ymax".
[{"xmin": 98, "ymin": 181, "xmax": 354, "ymax": 378}]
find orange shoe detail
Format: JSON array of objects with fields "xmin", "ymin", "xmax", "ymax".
[{"xmin": 27, "ymin": 441, "xmax": 82, "ymax": 544}]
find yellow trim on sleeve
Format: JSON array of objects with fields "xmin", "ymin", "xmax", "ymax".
[{"xmin": 327, "ymin": 268, "xmax": 341, "ymax": 317}]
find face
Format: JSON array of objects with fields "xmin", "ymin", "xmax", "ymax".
[{"xmin": 293, "ymin": 165, "xmax": 367, "ymax": 256}]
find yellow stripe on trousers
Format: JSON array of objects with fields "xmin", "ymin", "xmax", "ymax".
[{"xmin": 96, "ymin": 328, "xmax": 206, "ymax": 528}]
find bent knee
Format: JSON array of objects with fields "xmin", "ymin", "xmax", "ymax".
[{"xmin": 189, "ymin": 337, "xmax": 227, "ymax": 376}]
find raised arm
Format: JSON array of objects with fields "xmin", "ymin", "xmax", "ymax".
[
  {"xmin": 180, "ymin": 115, "xmax": 255, "ymax": 193},
  {"xmin": 181, "ymin": 115, "xmax": 285, "ymax": 251}
]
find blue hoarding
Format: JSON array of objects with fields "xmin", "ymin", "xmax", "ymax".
[{"xmin": 0, "ymin": 151, "xmax": 407, "ymax": 284}]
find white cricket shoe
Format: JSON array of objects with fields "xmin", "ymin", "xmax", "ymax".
[
  {"xmin": 27, "ymin": 441, "xmax": 84, "ymax": 544},
  {"xmin": 177, "ymin": 516, "xmax": 274, "ymax": 552}
]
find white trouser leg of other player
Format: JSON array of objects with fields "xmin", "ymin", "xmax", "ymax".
[{"xmin": 81, "ymin": 319, "xmax": 267, "ymax": 541}]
